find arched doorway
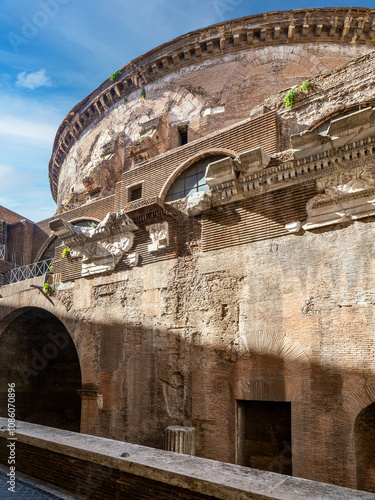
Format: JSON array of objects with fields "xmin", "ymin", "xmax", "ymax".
[
  {"xmin": 0, "ymin": 308, "xmax": 81, "ymax": 431},
  {"xmin": 355, "ymin": 402, "xmax": 375, "ymax": 493}
]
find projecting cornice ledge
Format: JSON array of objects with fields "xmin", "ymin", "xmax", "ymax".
[{"xmin": 187, "ymin": 107, "xmax": 375, "ymax": 230}]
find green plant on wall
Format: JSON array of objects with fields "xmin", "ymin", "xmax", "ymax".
[
  {"xmin": 110, "ymin": 71, "xmax": 121, "ymax": 82},
  {"xmin": 141, "ymin": 88, "xmax": 146, "ymax": 99},
  {"xmin": 300, "ymin": 80, "xmax": 311, "ymax": 92},
  {"xmin": 284, "ymin": 87, "xmax": 298, "ymax": 109},
  {"xmin": 43, "ymin": 283, "xmax": 51, "ymax": 295},
  {"xmin": 62, "ymin": 248, "xmax": 70, "ymax": 259}
]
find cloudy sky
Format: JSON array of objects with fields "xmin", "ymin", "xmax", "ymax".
[{"xmin": 1, "ymin": 0, "xmax": 373, "ymax": 222}]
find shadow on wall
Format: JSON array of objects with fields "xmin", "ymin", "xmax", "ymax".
[{"xmin": 0, "ymin": 304, "xmax": 374, "ymax": 493}]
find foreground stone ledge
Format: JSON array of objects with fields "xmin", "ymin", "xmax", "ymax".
[{"xmin": 1, "ymin": 419, "xmax": 374, "ymax": 499}]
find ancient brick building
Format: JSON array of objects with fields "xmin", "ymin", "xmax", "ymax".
[{"xmin": 2, "ymin": 7, "xmax": 375, "ymax": 494}]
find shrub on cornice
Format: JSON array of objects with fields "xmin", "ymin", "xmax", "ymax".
[
  {"xmin": 110, "ymin": 71, "xmax": 121, "ymax": 82},
  {"xmin": 62, "ymin": 248, "xmax": 70, "ymax": 259}
]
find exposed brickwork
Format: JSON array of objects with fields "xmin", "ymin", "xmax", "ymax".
[
  {"xmin": 3, "ymin": 8, "xmax": 375, "ymax": 497},
  {"xmin": 37, "ymin": 195, "xmax": 115, "ymax": 233},
  {"xmin": 0, "ymin": 206, "xmax": 28, "ymax": 224},
  {"xmin": 0, "ymin": 440, "xmax": 217, "ymax": 500},
  {"xmin": 115, "ymin": 112, "xmax": 278, "ymax": 209}
]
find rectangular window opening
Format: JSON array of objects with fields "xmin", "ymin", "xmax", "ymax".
[
  {"xmin": 178, "ymin": 126, "xmax": 188, "ymax": 146},
  {"xmin": 130, "ymin": 185, "xmax": 142, "ymax": 201}
]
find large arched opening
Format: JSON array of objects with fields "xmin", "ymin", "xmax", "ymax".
[
  {"xmin": 0, "ymin": 308, "xmax": 81, "ymax": 431},
  {"xmin": 355, "ymin": 402, "xmax": 375, "ymax": 493}
]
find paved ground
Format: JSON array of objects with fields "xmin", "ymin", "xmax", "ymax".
[{"xmin": 0, "ymin": 466, "xmax": 79, "ymax": 500}]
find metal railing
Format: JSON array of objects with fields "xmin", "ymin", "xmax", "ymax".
[
  {"xmin": 0, "ymin": 245, "xmax": 5, "ymax": 260},
  {"xmin": 3, "ymin": 258, "xmax": 54, "ymax": 285}
]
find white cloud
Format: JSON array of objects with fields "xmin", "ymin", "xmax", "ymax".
[
  {"xmin": 15, "ymin": 69, "xmax": 52, "ymax": 90},
  {"xmin": 0, "ymin": 116, "xmax": 56, "ymax": 143}
]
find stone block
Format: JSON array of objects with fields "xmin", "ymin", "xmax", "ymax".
[{"xmin": 186, "ymin": 191, "xmax": 212, "ymax": 216}]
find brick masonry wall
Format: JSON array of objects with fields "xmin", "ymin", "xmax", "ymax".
[
  {"xmin": 0, "ymin": 440, "xmax": 216, "ymax": 500},
  {"xmin": 37, "ymin": 195, "xmax": 115, "ymax": 233},
  {"xmin": 116, "ymin": 112, "xmax": 278, "ymax": 209},
  {"xmin": 2, "ymin": 216, "xmax": 375, "ymax": 491},
  {"xmin": 0, "ymin": 206, "xmax": 28, "ymax": 224}
]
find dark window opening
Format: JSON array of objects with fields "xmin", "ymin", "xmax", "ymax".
[
  {"xmin": 237, "ymin": 400, "xmax": 292, "ymax": 475},
  {"xmin": 165, "ymin": 155, "xmax": 225, "ymax": 202},
  {"xmin": 130, "ymin": 186, "xmax": 142, "ymax": 201},
  {"xmin": 178, "ymin": 126, "xmax": 188, "ymax": 146}
]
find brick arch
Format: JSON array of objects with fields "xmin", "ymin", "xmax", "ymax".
[
  {"xmin": 231, "ymin": 330, "xmax": 311, "ymax": 402},
  {"xmin": 0, "ymin": 299, "xmax": 96, "ymax": 387},
  {"xmin": 334, "ymin": 384, "xmax": 375, "ymax": 435},
  {"xmin": 245, "ymin": 45, "xmax": 327, "ymax": 76},
  {"xmin": 159, "ymin": 148, "xmax": 236, "ymax": 201}
]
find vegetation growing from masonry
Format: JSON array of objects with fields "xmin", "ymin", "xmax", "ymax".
[
  {"xmin": 141, "ymin": 88, "xmax": 146, "ymax": 99},
  {"xmin": 284, "ymin": 88, "xmax": 298, "ymax": 109},
  {"xmin": 300, "ymin": 80, "xmax": 311, "ymax": 92},
  {"xmin": 110, "ymin": 71, "xmax": 121, "ymax": 82},
  {"xmin": 62, "ymin": 248, "xmax": 70, "ymax": 258},
  {"xmin": 43, "ymin": 283, "xmax": 51, "ymax": 294},
  {"xmin": 284, "ymin": 81, "xmax": 311, "ymax": 109}
]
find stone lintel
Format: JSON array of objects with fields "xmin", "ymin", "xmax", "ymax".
[{"xmin": 327, "ymin": 107, "xmax": 375, "ymax": 139}]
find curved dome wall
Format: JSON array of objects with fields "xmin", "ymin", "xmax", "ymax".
[{"xmin": 49, "ymin": 7, "xmax": 375, "ymax": 209}]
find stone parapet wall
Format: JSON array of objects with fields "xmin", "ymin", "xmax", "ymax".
[{"xmin": 0, "ymin": 420, "xmax": 373, "ymax": 500}]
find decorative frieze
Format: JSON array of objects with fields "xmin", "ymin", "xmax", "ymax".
[{"xmin": 303, "ymin": 163, "xmax": 375, "ymax": 230}]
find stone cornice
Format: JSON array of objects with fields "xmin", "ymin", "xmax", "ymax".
[
  {"xmin": 206, "ymin": 132, "xmax": 375, "ymax": 207},
  {"xmin": 49, "ymin": 7, "xmax": 375, "ymax": 202}
]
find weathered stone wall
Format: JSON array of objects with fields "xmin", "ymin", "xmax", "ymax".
[
  {"xmin": 3, "ymin": 8, "xmax": 375, "ymax": 496},
  {"xmin": 1, "ymin": 215, "xmax": 375, "ymax": 490}
]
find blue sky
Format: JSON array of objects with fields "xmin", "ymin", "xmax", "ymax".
[{"xmin": 1, "ymin": 0, "xmax": 374, "ymax": 222}]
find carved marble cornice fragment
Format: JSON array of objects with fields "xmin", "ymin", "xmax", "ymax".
[{"xmin": 49, "ymin": 210, "xmax": 138, "ymax": 276}]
